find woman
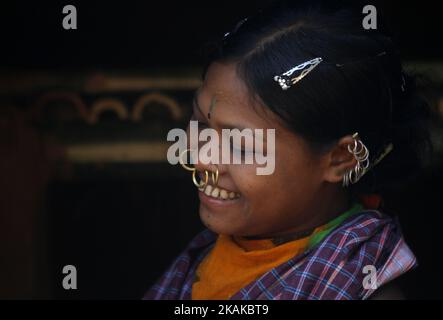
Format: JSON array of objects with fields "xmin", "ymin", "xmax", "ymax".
[{"xmin": 145, "ymin": 0, "xmax": 431, "ymax": 300}]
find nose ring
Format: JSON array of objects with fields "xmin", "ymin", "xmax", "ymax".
[
  {"xmin": 179, "ymin": 149, "xmax": 211, "ymax": 188},
  {"xmin": 211, "ymin": 167, "xmax": 219, "ymax": 186},
  {"xmin": 192, "ymin": 170, "xmax": 209, "ymax": 188},
  {"xmin": 179, "ymin": 149, "xmax": 196, "ymax": 172}
]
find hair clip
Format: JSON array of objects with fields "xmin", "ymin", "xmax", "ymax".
[
  {"xmin": 223, "ymin": 17, "xmax": 249, "ymax": 42},
  {"xmin": 274, "ymin": 57, "xmax": 323, "ymax": 90}
]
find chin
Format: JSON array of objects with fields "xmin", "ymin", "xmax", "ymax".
[{"xmin": 198, "ymin": 207, "xmax": 241, "ymax": 236}]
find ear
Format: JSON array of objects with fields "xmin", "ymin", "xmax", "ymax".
[{"xmin": 323, "ymin": 135, "xmax": 358, "ymax": 184}]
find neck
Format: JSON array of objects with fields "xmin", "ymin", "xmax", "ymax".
[{"xmin": 242, "ymin": 185, "xmax": 351, "ymax": 241}]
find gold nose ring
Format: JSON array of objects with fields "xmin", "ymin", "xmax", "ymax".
[
  {"xmin": 192, "ymin": 170, "xmax": 209, "ymax": 188},
  {"xmin": 179, "ymin": 149, "xmax": 196, "ymax": 171},
  {"xmin": 179, "ymin": 149, "xmax": 210, "ymax": 188},
  {"xmin": 211, "ymin": 167, "xmax": 219, "ymax": 186}
]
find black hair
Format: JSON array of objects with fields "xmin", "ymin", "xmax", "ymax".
[{"xmin": 200, "ymin": 0, "xmax": 433, "ymax": 195}]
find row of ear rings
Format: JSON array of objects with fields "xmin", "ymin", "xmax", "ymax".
[
  {"xmin": 342, "ymin": 132, "xmax": 370, "ymax": 187},
  {"xmin": 179, "ymin": 149, "xmax": 219, "ymax": 188}
]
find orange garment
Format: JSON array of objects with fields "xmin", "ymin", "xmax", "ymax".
[{"xmin": 192, "ymin": 224, "xmax": 328, "ymax": 300}]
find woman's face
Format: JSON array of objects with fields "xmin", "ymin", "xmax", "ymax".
[{"xmin": 188, "ymin": 62, "xmax": 349, "ymax": 238}]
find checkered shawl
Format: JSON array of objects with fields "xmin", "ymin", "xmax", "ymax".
[{"xmin": 143, "ymin": 209, "xmax": 417, "ymax": 300}]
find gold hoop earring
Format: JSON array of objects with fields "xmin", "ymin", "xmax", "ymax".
[
  {"xmin": 179, "ymin": 149, "xmax": 196, "ymax": 172},
  {"xmin": 192, "ymin": 170, "xmax": 209, "ymax": 188}
]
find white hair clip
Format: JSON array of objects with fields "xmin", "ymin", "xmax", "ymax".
[{"xmin": 274, "ymin": 57, "xmax": 323, "ymax": 90}]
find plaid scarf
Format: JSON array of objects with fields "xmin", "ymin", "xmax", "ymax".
[{"xmin": 144, "ymin": 209, "xmax": 416, "ymax": 300}]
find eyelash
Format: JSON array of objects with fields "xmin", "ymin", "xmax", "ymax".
[
  {"xmin": 232, "ymin": 145, "xmax": 253, "ymax": 155},
  {"xmin": 190, "ymin": 115, "xmax": 257, "ymax": 154},
  {"xmin": 229, "ymin": 137, "xmax": 255, "ymax": 155}
]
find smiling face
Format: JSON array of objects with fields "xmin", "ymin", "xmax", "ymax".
[{"xmin": 188, "ymin": 62, "xmax": 355, "ymax": 238}]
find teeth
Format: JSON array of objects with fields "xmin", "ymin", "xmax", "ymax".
[
  {"xmin": 211, "ymin": 187, "xmax": 220, "ymax": 198},
  {"xmin": 202, "ymin": 184, "xmax": 240, "ymax": 200},
  {"xmin": 204, "ymin": 185, "xmax": 213, "ymax": 196},
  {"xmin": 220, "ymin": 189, "xmax": 228, "ymax": 200}
]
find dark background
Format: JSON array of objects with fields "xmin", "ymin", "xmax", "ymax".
[
  {"xmin": 1, "ymin": 0, "xmax": 443, "ymax": 69},
  {"xmin": 0, "ymin": 0, "xmax": 442, "ymax": 299}
]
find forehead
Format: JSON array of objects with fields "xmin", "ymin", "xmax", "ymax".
[
  {"xmin": 200, "ymin": 62, "xmax": 250, "ymax": 107},
  {"xmin": 197, "ymin": 61, "xmax": 285, "ymax": 131}
]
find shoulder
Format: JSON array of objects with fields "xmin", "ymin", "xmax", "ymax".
[
  {"xmin": 186, "ymin": 228, "xmax": 218, "ymax": 251},
  {"xmin": 143, "ymin": 228, "xmax": 217, "ymax": 299},
  {"xmin": 279, "ymin": 210, "xmax": 416, "ymax": 299},
  {"xmin": 311, "ymin": 209, "xmax": 397, "ymax": 258}
]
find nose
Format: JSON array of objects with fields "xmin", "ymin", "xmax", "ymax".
[{"xmin": 192, "ymin": 137, "xmax": 225, "ymax": 184}]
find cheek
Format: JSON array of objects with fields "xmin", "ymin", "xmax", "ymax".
[
  {"xmin": 226, "ymin": 139, "xmax": 319, "ymax": 216},
  {"xmin": 229, "ymin": 165, "xmax": 257, "ymax": 199},
  {"xmin": 277, "ymin": 144, "xmax": 323, "ymax": 203},
  {"xmin": 229, "ymin": 161, "xmax": 287, "ymax": 213},
  {"xmin": 244, "ymin": 143, "xmax": 317, "ymax": 208},
  {"xmin": 227, "ymin": 164, "xmax": 266, "ymax": 218}
]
